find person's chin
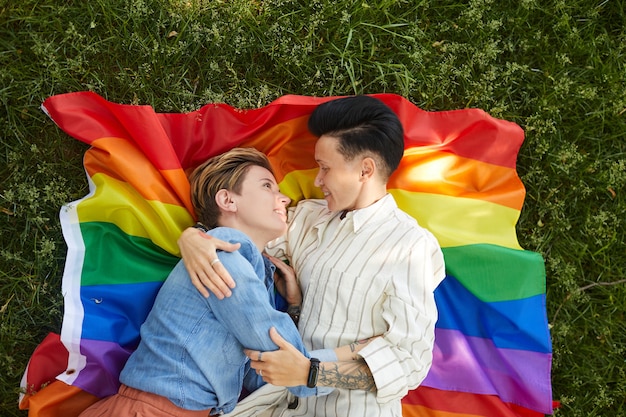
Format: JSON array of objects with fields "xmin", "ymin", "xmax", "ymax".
[
  {"xmin": 326, "ymin": 201, "xmax": 340, "ymax": 212},
  {"xmin": 275, "ymin": 223, "xmax": 288, "ymax": 236}
]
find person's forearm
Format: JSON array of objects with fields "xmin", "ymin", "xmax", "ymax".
[
  {"xmin": 333, "ymin": 336, "xmax": 378, "ymax": 361},
  {"xmin": 318, "ymin": 359, "xmax": 376, "ymax": 392},
  {"xmin": 245, "ymin": 331, "xmax": 377, "ymax": 393}
]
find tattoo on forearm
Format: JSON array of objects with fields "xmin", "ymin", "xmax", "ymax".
[
  {"xmin": 349, "ymin": 339, "xmax": 366, "ymax": 352},
  {"xmin": 318, "ymin": 359, "xmax": 376, "ymax": 392},
  {"xmin": 349, "ymin": 338, "xmax": 374, "ymax": 360}
]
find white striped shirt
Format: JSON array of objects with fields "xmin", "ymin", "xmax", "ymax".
[{"xmin": 234, "ymin": 194, "xmax": 445, "ymax": 417}]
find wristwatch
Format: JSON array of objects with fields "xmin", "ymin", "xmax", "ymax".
[
  {"xmin": 192, "ymin": 222, "xmax": 209, "ymax": 233},
  {"xmin": 287, "ymin": 305, "xmax": 301, "ymax": 324},
  {"xmin": 307, "ymin": 358, "xmax": 320, "ymax": 388}
]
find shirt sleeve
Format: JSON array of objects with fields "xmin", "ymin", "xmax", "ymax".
[
  {"xmin": 206, "ymin": 249, "xmax": 318, "ymax": 397},
  {"xmin": 358, "ymin": 234, "xmax": 446, "ymax": 403}
]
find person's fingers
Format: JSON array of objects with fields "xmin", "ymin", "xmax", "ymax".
[
  {"xmin": 265, "ymin": 256, "xmax": 295, "ymax": 282},
  {"xmin": 185, "ymin": 259, "xmax": 235, "ymax": 298},
  {"xmin": 189, "ymin": 273, "xmax": 210, "ymax": 298},
  {"xmin": 264, "ymin": 253, "xmax": 278, "ymax": 263},
  {"xmin": 265, "ymin": 254, "xmax": 287, "ymax": 270},
  {"xmin": 211, "ymin": 259, "xmax": 236, "ymax": 289},
  {"xmin": 273, "ymin": 262, "xmax": 290, "ymax": 277},
  {"xmin": 269, "ymin": 327, "xmax": 291, "ymax": 350},
  {"xmin": 198, "ymin": 269, "xmax": 231, "ymax": 299},
  {"xmin": 203, "ymin": 233, "xmax": 241, "ymax": 255},
  {"xmin": 203, "ymin": 277, "xmax": 227, "ymax": 299},
  {"xmin": 244, "ymin": 349, "xmax": 263, "ymax": 373}
]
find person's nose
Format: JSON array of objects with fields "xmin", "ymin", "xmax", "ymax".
[
  {"xmin": 279, "ymin": 192, "xmax": 291, "ymax": 206},
  {"xmin": 314, "ymin": 171, "xmax": 323, "ymax": 187}
]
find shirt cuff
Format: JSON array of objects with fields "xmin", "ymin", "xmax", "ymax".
[
  {"xmin": 309, "ymin": 348, "xmax": 337, "ymax": 362},
  {"xmin": 307, "ymin": 349, "xmax": 336, "ymax": 396},
  {"xmin": 358, "ymin": 337, "xmax": 409, "ymax": 402}
]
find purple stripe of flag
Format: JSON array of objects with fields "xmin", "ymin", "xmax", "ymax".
[
  {"xmin": 424, "ymin": 328, "xmax": 553, "ymax": 414},
  {"xmin": 73, "ymin": 339, "xmax": 133, "ymax": 398}
]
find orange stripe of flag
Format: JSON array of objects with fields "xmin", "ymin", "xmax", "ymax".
[
  {"xmin": 85, "ymin": 138, "xmax": 191, "ymax": 210},
  {"xmin": 391, "ymin": 148, "xmax": 524, "ymax": 210}
]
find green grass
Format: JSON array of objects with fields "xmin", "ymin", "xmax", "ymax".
[{"xmin": 1, "ymin": 0, "xmax": 625, "ymax": 415}]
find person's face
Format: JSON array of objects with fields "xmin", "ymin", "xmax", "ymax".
[
  {"xmin": 314, "ymin": 135, "xmax": 364, "ymax": 212},
  {"xmin": 232, "ymin": 165, "xmax": 290, "ymax": 243}
]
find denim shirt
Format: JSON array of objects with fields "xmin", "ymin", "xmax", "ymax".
[{"xmin": 120, "ymin": 227, "xmax": 319, "ymax": 414}]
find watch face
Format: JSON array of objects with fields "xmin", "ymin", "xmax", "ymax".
[{"xmin": 307, "ymin": 358, "xmax": 320, "ymax": 388}]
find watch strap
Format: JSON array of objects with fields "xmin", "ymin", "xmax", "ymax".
[
  {"xmin": 307, "ymin": 358, "xmax": 320, "ymax": 388},
  {"xmin": 192, "ymin": 222, "xmax": 209, "ymax": 233}
]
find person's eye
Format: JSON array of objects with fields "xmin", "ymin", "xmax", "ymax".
[{"xmin": 263, "ymin": 182, "xmax": 273, "ymax": 189}]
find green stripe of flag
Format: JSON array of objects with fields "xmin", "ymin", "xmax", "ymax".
[
  {"xmin": 80, "ymin": 222, "xmax": 180, "ymax": 286},
  {"xmin": 442, "ymin": 244, "xmax": 546, "ymax": 302}
]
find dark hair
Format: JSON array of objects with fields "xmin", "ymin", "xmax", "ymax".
[
  {"xmin": 307, "ymin": 95, "xmax": 404, "ymax": 179},
  {"xmin": 189, "ymin": 147, "xmax": 274, "ymax": 229}
]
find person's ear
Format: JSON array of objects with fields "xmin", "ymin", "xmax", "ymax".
[
  {"xmin": 360, "ymin": 158, "xmax": 376, "ymax": 181},
  {"xmin": 215, "ymin": 189, "xmax": 237, "ymax": 212}
]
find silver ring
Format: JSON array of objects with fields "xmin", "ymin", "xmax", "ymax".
[
  {"xmin": 259, "ymin": 369, "xmax": 263, "ymax": 377},
  {"xmin": 210, "ymin": 258, "xmax": 221, "ymax": 266},
  {"xmin": 258, "ymin": 352, "xmax": 263, "ymax": 361}
]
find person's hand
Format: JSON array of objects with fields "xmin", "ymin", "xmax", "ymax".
[
  {"xmin": 244, "ymin": 327, "xmax": 309, "ymax": 387},
  {"xmin": 264, "ymin": 254, "xmax": 302, "ymax": 306},
  {"xmin": 178, "ymin": 227, "xmax": 240, "ymax": 299}
]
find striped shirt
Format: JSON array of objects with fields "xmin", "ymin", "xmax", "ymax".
[{"xmin": 234, "ymin": 194, "xmax": 445, "ymax": 417}]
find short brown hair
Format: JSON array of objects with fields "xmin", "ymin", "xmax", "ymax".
[{"xmin": 189, "ymin": 148, "xmax": 274, "ymax": 229}]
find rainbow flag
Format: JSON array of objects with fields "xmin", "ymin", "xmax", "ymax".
[{"xmin": 19, "ymin": 92, "xmax": 553, "ymax": 416}]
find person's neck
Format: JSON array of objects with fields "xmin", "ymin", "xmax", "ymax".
[
  {"xmin": 217, "ymin": 220, "xmax": 266, "ymax": 252},
  {"xmin": 352, "ymin": 184, "xmax": 387, "ymax": 211}
]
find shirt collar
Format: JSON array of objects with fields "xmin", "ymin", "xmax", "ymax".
[{"xmin": 338, "ymin": 193, "xmax": 396, "ymax": 233}]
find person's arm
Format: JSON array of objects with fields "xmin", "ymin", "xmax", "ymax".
[
  {"xmin": 244, "ymin": 328, "xmax": 379, "ymax": 392},
  {"xmin": 355, "ymin": 236, "xmax": 445, "ymax": 402},
  {"xmin": 178, "ymin": 205, "xmax": 296, "ymax": 299},
  {"xmin": 207, "ymin": 250, "xmax": 301, "ymax": 353},
  {"xmin": 205, "ymin": 245, "xmax": 318, "ymax": 397},
  {"xmin": 178, "ymin": 226, "xmax": 240, "ymax": 298}
]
